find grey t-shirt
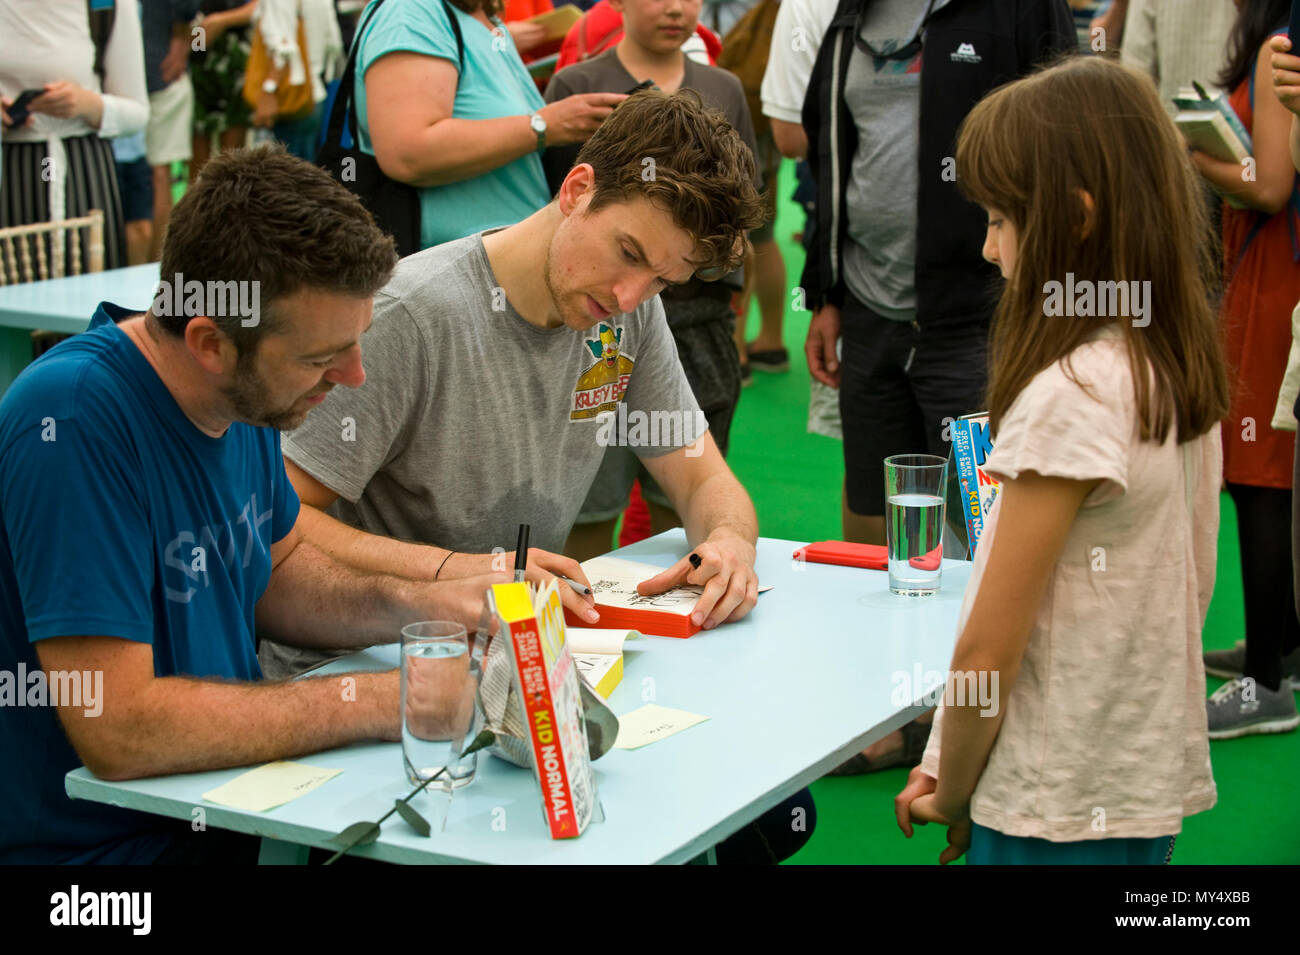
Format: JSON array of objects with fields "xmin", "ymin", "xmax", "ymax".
[
  {"xmin": 283, "ymin": 231, "xmax": 699, "ymax": 556},
  {"xmin": 842, "ymin": 0, "xmax": 951, "ymax": 320},
  {"xmin": 262, "ymin": 232, "xmax": 699, "ymax": 677}
]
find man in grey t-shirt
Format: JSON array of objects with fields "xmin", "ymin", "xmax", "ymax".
[{"xmin": 260, "ymin": 89, "xmax": 768, "ymax": 679}]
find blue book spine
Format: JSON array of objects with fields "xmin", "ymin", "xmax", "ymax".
[{"xmin": 951, "ymin": 419, "xmax": 984, "ymax": 553}]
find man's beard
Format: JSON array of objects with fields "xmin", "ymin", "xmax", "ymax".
[
  {"xmin": 543, "ymin": 238, "xmax": 578, "ymax": 329},
  {"xmin": 224, "ymin": 356, "xmax": 310, "ymax": 431}
]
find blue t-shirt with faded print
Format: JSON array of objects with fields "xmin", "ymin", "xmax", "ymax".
[
  {"xmin": 0, "ymin": 303, "xmax": 300, "ymax": 863},
  {"xmin": 354, "ymin": 0, "xmax": 550, "ymax": 250}
]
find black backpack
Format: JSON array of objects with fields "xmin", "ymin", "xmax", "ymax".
[{"xmin": 317, "ymin": 0, "xmax": 465, "ymax": 258}]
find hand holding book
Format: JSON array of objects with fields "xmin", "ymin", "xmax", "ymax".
[{"xmin": 635, "ymin": 531, "xmax": 759, "ymax": 631}]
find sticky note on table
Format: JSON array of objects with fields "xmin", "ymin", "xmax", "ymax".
[
  {"xmin": 202, "ymin": 761, "xmax": 342, "ymax": 812},
  {"xmin": 614, "ymin": 704, "xmax": 709, "ymax": 750}
]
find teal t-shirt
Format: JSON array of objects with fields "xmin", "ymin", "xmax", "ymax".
[{"xmin": 355, "ymin": 0, "xmax": 550, "ymax": 250}]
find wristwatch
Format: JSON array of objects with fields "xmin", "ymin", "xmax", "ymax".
[
  {"xmin": 529, "ymin": 112, "xmax": 547, "ymax": 151},
  {"xmin": 262, "ymin": 78, "xmax": 278, "ymax": 95}
]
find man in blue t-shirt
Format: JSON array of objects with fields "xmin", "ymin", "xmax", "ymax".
[{"xmin": 0, "ymin": 145, "xmax": 504, "ymax": 864}]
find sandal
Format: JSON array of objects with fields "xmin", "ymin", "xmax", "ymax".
[
  {"xmin": 826, "ymin": 719, "xmax": 932, "ymax": 776},
  {"xmin": 745, "ymin": 344, "xmax": 790, "ymax": 372}
]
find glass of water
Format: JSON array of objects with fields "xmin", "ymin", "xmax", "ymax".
[
  {"xmin": 400, "ymin": 621, "xmax": 484, "ymax": 791},
  {"xmin": 883, "ymin": 454, "xmax": 948, "ymax": 596}
]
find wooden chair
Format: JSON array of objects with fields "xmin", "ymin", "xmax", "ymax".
[{"xmin": 0, "ymin": 211, "xmax": 105, "ymax": 358}]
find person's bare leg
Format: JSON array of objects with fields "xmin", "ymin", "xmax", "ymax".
[
  {"xmin": 748, "ymin": 238, "xmax": 787, "ymax": 353},
  {"xmin": 565, "ymin": 518, "xmax": 619, "ymax": 562},
  {"xmin": 190, "ymin": 134, "xmax": 210, "ymax": 185},
  {"xmin": 124, "ymin": 221, "xmax": 153, "ymax": 266},
  {"xmin": 843, "ymin": 482, "xmax": 885, "ymax": 545},
  {"xmin": 220, "ymin": 127, "xmax": 247, "ymax": 152},
  {"xmin": 149, "ymin": 164, "xmax": 174, "ymax": 262},
  {"xmin": 734, "ymin": 247, "xmax": 755, "ymax": 363}
]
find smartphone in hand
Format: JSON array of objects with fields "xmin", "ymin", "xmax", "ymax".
[
  {"xmin": 4, "ymin": 88, "xmax": 46, "ymax": 128},
  {"xmin": 1291, "ymin": 0, "xmax": 1300, "ymax": 45}
]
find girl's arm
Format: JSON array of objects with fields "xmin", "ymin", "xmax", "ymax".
[
  {"xmin": 930, "ymin": 470, "xmax": 1099, "ymax": 821},
  {"xmin": 1191, "ymin": 40, "xmax": 1297, "ymax": 215}
]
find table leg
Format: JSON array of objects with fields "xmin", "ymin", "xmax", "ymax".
[
  {"xmin": 0, "ymin": 327, "xmax": 32, "ymax": 398},
  {"xmin": 258, "ymin": 837, "xmax": 311, "ymax": 865}
]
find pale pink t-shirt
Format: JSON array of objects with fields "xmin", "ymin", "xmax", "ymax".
[{"xmin": 919, "ymin": 330, "xmax": 1219, "ymax": 841}]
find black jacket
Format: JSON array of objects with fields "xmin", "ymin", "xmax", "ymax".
[{"xmin": 801, "ymin": 0, "xmax": 1077, "ymax": 325}]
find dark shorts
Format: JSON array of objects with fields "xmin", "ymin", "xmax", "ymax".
[
  {"xmin": 115, "ymin": 157, "xmax": 154, "ymax": 223},
  {"xmin": 840, "ymin": 293, "xmax": 988, "ymax": 516},
  {"xmin": 576, "ymin": 296, "xmax": 740, "ymax": 522}
]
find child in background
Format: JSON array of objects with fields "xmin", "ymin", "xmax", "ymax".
[
  {"xmin": 544, "ymin": 0, "xmax": 760, "ymax": 561},
  {"xmin": 895, "ymin": 55, "xmax": 1230, "ymax": 864},
  {"xmin": 1192, "ymin": 0, "xmax": 1300, "ymax": 737}
]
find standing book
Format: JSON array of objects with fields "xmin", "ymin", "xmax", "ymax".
[
  {"xmin": 949, "ymin": 412, "xmax": 1000, "ymax": 556},
  {"xmin": 492, "ymin": 579, "xmax": 598, "ymax": 839}
]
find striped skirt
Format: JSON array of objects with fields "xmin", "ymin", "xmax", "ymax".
[{"xmin": 1, "ymin": 134, "xmax": 128, "ymax": 276}]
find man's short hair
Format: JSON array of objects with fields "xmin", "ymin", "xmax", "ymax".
[
  {"xmin": 153, "ymin": 143, "xmax": 398, "ymax": 357},
  {"xmin": 575, "ymin": 89, "xmax": 766, "ymax": 278}
]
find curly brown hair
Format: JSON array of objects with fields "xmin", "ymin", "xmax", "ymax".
[
  {"xmin": 957, "ymin": 55, "xmax": 1229, "ymax": 444},
  {"xmin": 575, "ymin": 88, "xmax": 766, "ymax": 278}
]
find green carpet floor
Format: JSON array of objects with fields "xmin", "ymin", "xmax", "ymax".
[{"xmin": 732, "ymin": 160, "xmax": 1300, "ymax": 865}]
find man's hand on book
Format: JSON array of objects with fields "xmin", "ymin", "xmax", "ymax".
[
  {"xmin": 519, "ymin": 548, "xmax": 600, "ymax": 624},
  {"xmin": 636, "ymin": 532, "xmax": 759, "ymax": 629},
  {"xmin": 453, "ymin": 548, "xmax": 599, "ymax": 623}
]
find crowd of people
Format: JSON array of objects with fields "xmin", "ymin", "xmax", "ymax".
[{"xmin": 1, "ymin": 0, "xmax": 1298, "ymax": 867}]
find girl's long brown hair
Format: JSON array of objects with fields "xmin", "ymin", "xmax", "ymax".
[{"xmin": 956, "ymin": 55, "xmax": 1229, "ymax": 444}]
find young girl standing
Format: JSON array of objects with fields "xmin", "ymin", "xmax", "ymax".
[{"xmin": 894, "ymin": 54, "xmax": 1230, "ymax": 864}]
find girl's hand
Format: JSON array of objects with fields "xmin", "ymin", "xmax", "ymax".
[
  {"xmin": 29, "ymin": 82, "xmax": 94, "ymax": 122},
  {"xmin": 1270, "ymin": 34, "xmax": 1300, "ymax": 117},
  {"xmin": 893, "ymin": 764, "xmax": 937, "ymax": 837},
  {"xmin": 0, "ymin": 98, "xmax": 18, "ymax": 129},
  {"xmin": 908, "ymin": 792, "xmax": 973, "ymax": 865}
]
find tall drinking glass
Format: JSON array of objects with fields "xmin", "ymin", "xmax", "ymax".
[
  {"xmin": 400, "ymin": 621, "xmax": 483, "ymax": 791},
  {"xmin": 883, "ymin": 454, "xmax": 948, "ymax": 596}
]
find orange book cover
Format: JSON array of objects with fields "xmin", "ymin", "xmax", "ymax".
[{"xmin": 562, "ymin": 556, "xmax": 702, "ymax": 638}]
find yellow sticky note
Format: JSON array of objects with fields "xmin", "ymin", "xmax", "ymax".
[
  {"xmin": 613, "ymin": 704, "xmax": 709, "ymax": 750},
  {"xmin": 202, "ymin": 761, "xmax": 342, "ymax": 812}
]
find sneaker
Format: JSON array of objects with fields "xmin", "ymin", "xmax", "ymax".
[
  {"xmin": 740, "ymin": 361, "xmax": 753, "ymax": 388},
  {"xmin": 1204, "ymin": 641, "xmax": 1300, "ymax": 684},
  {"xmin": 745, "ymin": 344, "xmax": 790, "ymax": 373},
  {"xmin": 1203, "ymin": 641, "xmax": 1246, "ymax": 679},
  {"xmin": 1206, "ymin": 677, "xmax": 1300, "ymax": 739}
]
